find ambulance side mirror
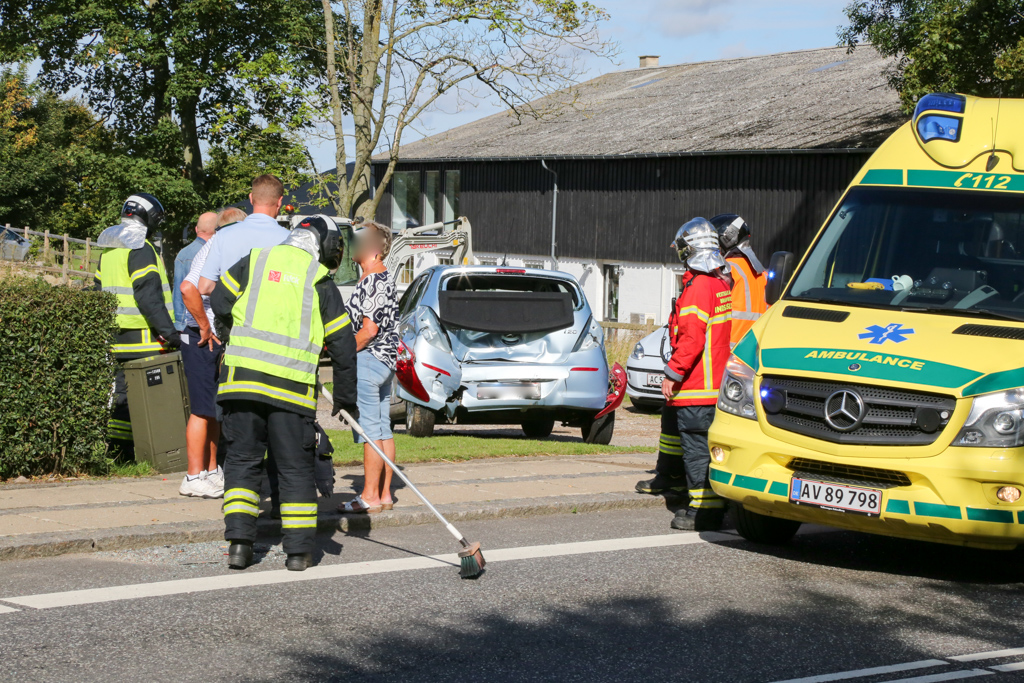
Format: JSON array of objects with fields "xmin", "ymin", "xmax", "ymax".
[{"xmin": 765, "ymin": 251, "xmax": 796, "ymax": 305}]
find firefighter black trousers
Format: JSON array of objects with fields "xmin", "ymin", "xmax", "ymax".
[
  {"xmin": 658, "ymin": 405, "xmax": 724, "ymax": 510},
  {"xmin": 222, "ymin": 400, "xmax": 318, "ymax": 554}
]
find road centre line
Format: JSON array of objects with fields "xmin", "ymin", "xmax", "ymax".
[
  {"xmin": 0, "ymin": 604, "xmax": 21, "ymax": 614},
  {"xmin": 771, "ymin": 660, "xmax": 951, "ymax": 683},
  {"xmin": 0, "ymin": 532, "xmax": 733, "ymax": 612},
  {"xmin": 887, "ymin": 671, "xmax": 993, "ymax": 683},
  {"xmin": 952, "ymin": 649, "xmax": 1024, "ymax": 662}
]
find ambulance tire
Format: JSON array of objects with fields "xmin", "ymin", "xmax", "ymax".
[
  {"xmin": 581, "ymin": 411, "xmax": 615, "ymax": 445},
  {"xmin": 406, "ymin": 402, "xmax": 436, "ymax": 438},
  {"xmin": 733, "ymin": 504, "xmax": 801, "ymax": 545}
]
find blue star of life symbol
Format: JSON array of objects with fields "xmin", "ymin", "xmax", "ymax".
[{"xmin": 859, "ymin": 323, "xmax": 915, "ymax": 345}]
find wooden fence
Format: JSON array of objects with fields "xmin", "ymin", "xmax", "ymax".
[{"xmin": 0, "ymin": 224, "xmax": 107, "ymax": 285}]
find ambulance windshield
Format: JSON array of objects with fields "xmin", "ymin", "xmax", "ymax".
[{"xmin": 787, "ymin": 187, "xmax": 1024, "ymax": 320}]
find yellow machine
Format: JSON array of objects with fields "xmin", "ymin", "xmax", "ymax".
[{"xmin": 709, "ymin": 94, "xmax": 1024, "ymax": 550}]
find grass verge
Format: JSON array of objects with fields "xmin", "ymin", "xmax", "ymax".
[
  {"xmin": 107, "ymin": 460, "xmax": 157, "ymax": 477},
  {"xmin": 325, "ymin": 431, "xmax": 646, "ymax": 466}
]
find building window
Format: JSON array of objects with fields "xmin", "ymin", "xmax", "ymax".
[
  {"xmin": 437, "ymin": 252, "xmax": 454, "ymax": 266},
  {"xmin": 393, "ymin": 257, "xmax": 415, "ymax": 285},
  {"xmin": 524, "ymin": 260, "xmax": 544, "ymax": 270},
  {"xmin": 444, "ymin": 170, "xmax": 460, "ymax": 222},
  {"xmin": 479, "ymin": 256, "xmax": 497, "ymax": 266},
  {"xmin": 603, "ymin": 264, "xmax": 620, "ymax": 322},
  {"xmin": 391, "ymin": 171, "xmax": 421, "ymax": 230},
  {"xmin": 424, "ymin": 170, "xmax": 442, "ymax": 227}
]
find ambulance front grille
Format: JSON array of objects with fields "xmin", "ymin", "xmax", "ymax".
[
  {"xmin": 761, "ymin": 376, "xmax": 956, "ymax": 446},
  {"xmin": 788, "ymin": 458, "xmax": 911, "ymax": 488}
]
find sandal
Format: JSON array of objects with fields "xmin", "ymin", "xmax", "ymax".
[
  {"xmin": 339, "ymin": 495, "xmax": 382, "ymax": 514},
  {"xmin": 381, "ymin": 502, "xmax": 394, "ymax": 511}
]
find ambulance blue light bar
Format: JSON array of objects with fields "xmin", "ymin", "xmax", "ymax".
[
  {"xmin": 914, "ymin": 93, "xmax": 966, "ymax": 119},
  {"xmin": 918, "ymin": 114, "xmax": 962, "ymax": 142}
]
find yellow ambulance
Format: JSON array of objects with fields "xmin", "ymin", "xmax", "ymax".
[{"xmin": 708, "ymin": 94, "xmax": 1024, "ymax": 550}]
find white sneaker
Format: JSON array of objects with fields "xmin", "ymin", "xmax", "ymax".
[
  {"xmin": 179, "ymin": 475, "xmax": 223, "ymax": 499},
  {"xmin": 207, "ymin": 469, "xmax": 225, "ymax": 490}
]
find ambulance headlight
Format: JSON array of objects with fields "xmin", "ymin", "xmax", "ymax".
[
  {"xmin": 718, "ymin": 356, "xmax": 756, "ymax": 420},
  {"xmin": 953, "ymin": 389, "xmax": 1024, "ymax": 448}
]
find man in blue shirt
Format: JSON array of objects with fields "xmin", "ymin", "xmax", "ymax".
[
  {"xmin": 172, "ymin": 212, "xmax": 218, "ymax": 331},
  {"xmin": 197, "ymin": 174, "xmax": 289, "ymax": 304}
]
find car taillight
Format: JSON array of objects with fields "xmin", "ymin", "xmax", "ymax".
[{"xmin": 396, "ymin": 341, "xmax": 430, "ymax": 402}]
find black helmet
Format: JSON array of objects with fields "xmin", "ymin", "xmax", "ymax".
[
  {"xmin": 298, "ymin": 215, "xmax": 342, "ymax": 269},
  {"xmin": 710, "ymin": 214, "xmax": 750, "ymax": 252},
  {"xmin": 121, "ymin": 193, "xmax": 166, "ymax": 231}
]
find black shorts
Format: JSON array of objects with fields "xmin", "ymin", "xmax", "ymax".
[{"xmin": 180, "ymin": 326, "xmax": 224, "ymax": 418}]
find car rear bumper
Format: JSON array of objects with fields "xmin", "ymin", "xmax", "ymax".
[{"xmin": 708, "ymin": 410, "xmax": 1024, "ymax": 550}]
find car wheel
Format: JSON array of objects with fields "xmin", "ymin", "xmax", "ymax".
[
  {"xmin": 733, "ymin": 503, "xmax": 801, "ymax": 544},
  {"xmin": 521, "ymin": 417, "xmax": 555, "ymax": 439},
  {"xmin": 406, "ymin": 402, "xmax": 435, "ymax": 438},
  {"xmin": 631, "ymin": 400, "xmax": 662, "ymax": 414},
  {"xmin": 581, "ymin": 411, "xmax": 615, "ymax": 445}
]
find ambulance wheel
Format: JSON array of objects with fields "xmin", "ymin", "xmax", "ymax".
[
  {"xmin": 406, "ymin": 402, "xmax": 435, "ymax": 438},
  {"xmin": 581, "ymin": 411, "xmax": 615, "ymax": 445},
  {"xmin": 521, "ymin": 417, "xmax": 555, "ymax": 439},
  {"xmin": 733, "ymin": 504, "xmax": 801, "ymax": 545}
]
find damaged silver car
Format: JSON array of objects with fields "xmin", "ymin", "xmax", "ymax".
[{"xmin": 389, "ymin": 266, "xmax": 623, "ymax": 443}]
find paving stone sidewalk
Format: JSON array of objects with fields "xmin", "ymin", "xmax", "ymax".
[{"xmin": 0, "ymin": 452, "xmax": 676, "ymax": 561}]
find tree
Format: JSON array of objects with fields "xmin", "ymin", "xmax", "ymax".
[
  {"xmin": 840, "ymin": 0, "xmax": 1024, "ymax": 112},
  {"xmin": 0, "ymin": 69, "xmax": 204, "ymax": 242},
  {"xmin": 0, "ymin": 0, "xmax": 333, "ymax": 195},
  {"xmin": 312, "ymin": 0, "xmax": 614, "ymax": 218}
]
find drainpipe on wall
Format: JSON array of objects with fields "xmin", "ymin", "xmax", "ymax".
[{"xmin": 540, "ymin": 160, "xmax": 558, "ymax": 270}]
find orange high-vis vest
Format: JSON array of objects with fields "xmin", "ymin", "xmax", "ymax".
[{"xmin": 726, "ymin": 254, "xmax": 767, "ymax": 346}]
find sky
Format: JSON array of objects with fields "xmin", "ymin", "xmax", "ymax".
[{"xmin": 306, "ymin": 0, "xmax": 855, "ymax": 170}]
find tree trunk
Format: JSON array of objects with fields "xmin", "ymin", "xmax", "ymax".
[{"xmin": 178, "ymin": 96, "xmax": 206, "ymax": 196}]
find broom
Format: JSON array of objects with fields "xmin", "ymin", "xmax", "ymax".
[{"xmin": 321, "ymin": 388, "xmax": 485, "ymax": 579}]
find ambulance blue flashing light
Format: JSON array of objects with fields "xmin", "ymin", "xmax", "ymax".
[
  {"xmin": 918, "ymin": 114, "xmax": 962, "ymax": 142},
  {"xmin": 914, "ymin": 93, "xmax": 966, "ymax": 119}
]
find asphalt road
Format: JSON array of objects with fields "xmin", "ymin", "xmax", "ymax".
[{"xmin": 2, "ymin": 507, "xmax": 1024, "ymax": 683}]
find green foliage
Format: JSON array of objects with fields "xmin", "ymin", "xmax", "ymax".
[
  {"xmin": 840, "ymin": 0, "xmax": 1024, "ymax": 112},
  {"xmin": 0, "ymin": 278, "xmax": 119, "ymax": 478}
]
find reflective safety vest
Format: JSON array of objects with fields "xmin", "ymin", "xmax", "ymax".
[
  {"xmin": 726, "ymin": 254, "xmax": 767, "ymax": 346},
  {"xmin": 221, "ymin": 246, "xmax": 328, "ymax": 389},
  {"xmin": 98, "ymin": 242, "xmax": 174, "ymax": 330}
]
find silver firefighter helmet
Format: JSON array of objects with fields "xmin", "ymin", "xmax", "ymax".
[
  {"xmin": 672, "ymin": 217, "xmax": 726, "ymax": 273},
  {"xmin": 710, "ymin": 213, "xmax": 764, "ymax": 274}
]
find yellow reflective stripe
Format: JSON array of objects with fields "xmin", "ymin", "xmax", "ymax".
[
  {"xmin": 676, "ymin": 305, "xmax": 709, "ymax": 323},
  {"xmin": 130, "ymin": 264, "xmax": 159, "ymax": 283},
  {"xmin": 224, "ymin": 488, "xmax": 260, "ymax": 504},
  {"xmin": 671, "ymin": 389, "xmax": 720, "ymax": 400},
  {"xmin": 223, "ymin": 502, "xmax": 260, "ymax": 517},
  {"xmin": 218, "ymin": 380, "xmax": 317, "ymax": 410},
  {"xmin": 108, "ymin": 419, "xmax": 132, "ymax": 428},
  {"xmin": 659, "ymin": 434, "xmax": 681, "ymax": 444},
  {"xmin": 222, "ymin": 271, "xmax": 241, "ymax": 297},
  {"xmin": 281, "ymin": 518, "xmax": 317, "ymax": 528},
  {"xmin": 280, "ymin": 503, "xmax": 318, "ymax": 515},
  {"xmin": 323, "ymin": 312, "xmax": 351, "ymax": 336}
]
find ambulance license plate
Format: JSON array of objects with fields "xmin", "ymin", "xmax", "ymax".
[
  {"xmin": 646, "ymin": 373, "xmax": 663, "ymax": 387},
  {"xmin": 790, "ymin": 478, "xmax": 882, "ymax": 516}
]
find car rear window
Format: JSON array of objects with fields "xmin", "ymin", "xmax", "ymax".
[{"xmin": 441, "ymin": 273, "xmax": 581, "ymax": 309}]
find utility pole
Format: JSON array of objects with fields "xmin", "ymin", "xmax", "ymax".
[{"xmin": 540, "ymin": 160, "xmax": 558, "ymax": 270}]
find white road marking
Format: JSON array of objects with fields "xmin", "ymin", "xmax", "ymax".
[
  {"xmin": 885, "ymin": 671, "xmax": 993, "ymax": 683},
  {"xmin": 952, "ymin": 649, "xmax": 1024, "ymax": 662},
  {"xmin": 0, "ymin": 532, "xmax": 731, "ymax": 611},
  {"xmin": 0, "ymin": 604, "xmax": 20, "ymax": 614},
  {"xmin": 771, "ymin": 660, "xmax": 949, "ymax": 683},
  {"xmin": 991, "ymin": 663, "xmax": 1024, "ymax": 673}
]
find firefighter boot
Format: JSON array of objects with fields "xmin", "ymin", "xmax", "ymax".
[
  {"xmin": 635, "ymin": 474, "xmax": 688, "ymax": 495},
  {"xmin": 227, "ymin": 541, "xmax": 254, "ymax": 569},
  {"xmin": 286, "ymin": 553, "xmax": 313, "ymax": 572}
]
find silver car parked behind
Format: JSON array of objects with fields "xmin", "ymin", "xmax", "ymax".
[{"xmin": 389, "ymin": 266, "xmax": 618, "ymax": 443}]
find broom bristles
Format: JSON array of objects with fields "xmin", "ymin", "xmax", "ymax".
[{"xmin": 458, "ymin": 542, "xmax": 486, "ymax": 579}]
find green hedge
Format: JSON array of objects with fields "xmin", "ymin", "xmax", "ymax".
[{"xmin": 0, "ymin": 277, "xmax": 117, "ymax": 478}]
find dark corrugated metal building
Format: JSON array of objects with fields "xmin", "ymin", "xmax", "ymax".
[{"xmin": 371, "ymin": 46, "xmax": 906, "ymax": 321}]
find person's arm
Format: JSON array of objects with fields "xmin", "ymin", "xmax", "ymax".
[
  {"xmin": 318, "ymin": 281, "xmax": 358, "ymax": 414},
  {"xmin": 662, "ymin": 278, "xmax": 711, "ymax": 400},
  {"xmin": 197, "ymin": 238, "xmax": 223, "ymax": 296},
  {"xmin": 183, "ymin": 241, "xmax": 218, "ymax": 346},
  {"xmin": 353, "ymin": 274, "xmax": 382, "ymax": 351},
  {"xmin": 210, "ymin": 255, "xmax": 250, "ymax": 343},
  {"xmin": 172, "ymin": 254, "xmax": 187, "ymax": 332},
  {"xmin": 127, "ymin": 246, "xmax": 177, "ymax": 342}
]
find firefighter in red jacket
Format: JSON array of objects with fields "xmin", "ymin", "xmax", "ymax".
[{"xmin": 636, "ymin": 217, "xmax": 732, "ymax": 531}]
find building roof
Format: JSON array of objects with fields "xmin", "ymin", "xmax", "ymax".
[{"xmin": 389, "ymin": 46, "xmax": 905, "ymax": 161}]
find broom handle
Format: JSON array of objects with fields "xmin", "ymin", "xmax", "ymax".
[{"xmin": 323, "ymin": 389, "xmax": 469, "ymax": 548}]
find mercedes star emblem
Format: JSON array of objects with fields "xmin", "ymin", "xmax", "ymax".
[{"xmin": 824, "ymin": 390, "xmax": 866, "ymax": 432}]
